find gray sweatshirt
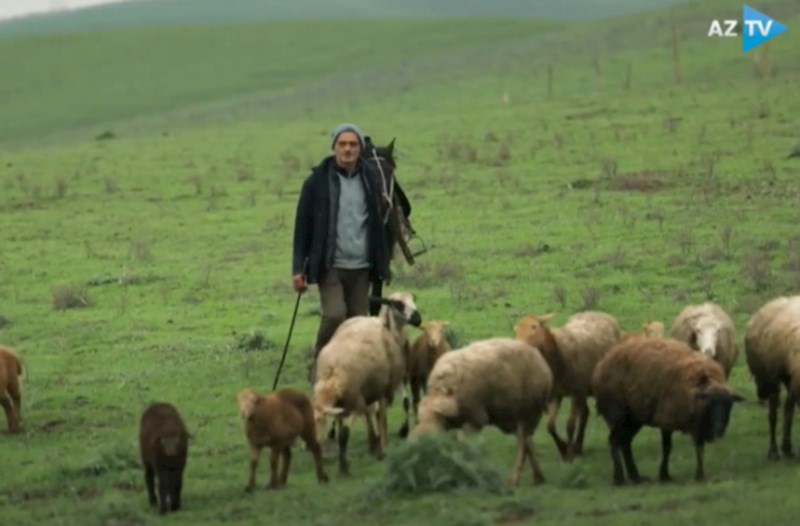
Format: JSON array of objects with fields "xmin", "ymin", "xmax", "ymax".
[{"xmin": 333, "ymin": 171, "xmax": 369, "ymax": 269}]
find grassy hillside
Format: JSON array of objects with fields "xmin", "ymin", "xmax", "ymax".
[
  {"xmin": 1, "ymin": 0, "xmax": 800, "ymax": 524},
  {"xmin": 3, "ymin": 0, "xmax": 796, "ymax": 148},
  {"xmin": 0, "ymin": 0, "xmax": 691, "ymax": 37}
]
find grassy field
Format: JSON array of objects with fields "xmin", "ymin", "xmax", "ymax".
[
  {"xmin": 0, "ymin": 0, "xmax": 690, "ymax": 37},
  {"xmin": 1, "ymin": 0, "xmax": 800, "ymax": 524}
]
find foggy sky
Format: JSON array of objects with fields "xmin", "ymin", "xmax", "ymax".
[{"xmin": 0, "ymin": 0, "xmax": 134, "ymax": 21}]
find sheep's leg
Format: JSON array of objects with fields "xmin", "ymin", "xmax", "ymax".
[
  {"xmin": 376, "ymin": 397, "xmax": 389, "ymax": 459},
  {"xmin": 608, "ymin": 429, "xmax": 626, "ymax": 486},
  {"xmin": 337, "ymin": 417, "xmax": 351, "ymax": 477},
  {"xmin": 693, "ymin": 440, "xmax": 706, "ymax": 482},
  {"xmin": 545, "ymin": 397, "xmax": 570, "ymax": 461},
  {"xmin": 268, "ymin": 446, "xmax": 281, "ymax": 489},
  {"xmin": 767, "ymin": 391, "xmax": 780, "ymax": 460},
  {"xmin": 7, "ymin": 374, "xmax": 21, "ymax": 431},
  {"xmin": 279, "ymin": 446, "xmax": 292, "ymax": 487},
  {"xmin": 619, "ymin": 419, "xmax": 645, "ymax": 484},
  {"xmin": 573, "ymin": 397, "xmax": 590, "ymax": 457},
  {"xmin": 658, "ymin": 430, "xmax": 673, "ymax": 482},
  {"xmin": 301, "ymin": 430, "xmax": 329, "ymax": 484},
  {"xmin": 171, "ymin": 470, "xmax": 182, "ymax": 511},
  {"xmin": 245, "ymin": 445, "xmax": 259, "ymax": 492},
  {"xmin": 508, "ymin": 423, "xmax": 527, "ymax": 488},
  {"xmin": 144, "ymin": 465, "xmax": 157, "ymax": 508},
  {"xmin": 156, "ymin": 469, "xmax": 169, "ymax": 515},
  {"xmin": 523, "ymin": 432, "xmax": 545, "ymax": 485},
  {"xmin": 364, "ymin": 409, "xmax": 381, "ymax": 457},
  {"xmin": 0, "ymin": 395, "xmax": 19, "ymax": 434},
  {"xmin": 781, "ymin": 391, "xmax": 796, "ymax": 459},
  {"xmin": 397, "ymin": 386, "xmax": 411, "ymax": 439}
]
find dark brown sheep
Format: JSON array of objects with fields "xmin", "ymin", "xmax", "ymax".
[
  {"xmin": 138, "ymin": 402, "xmax": 190, "ymax": 514},
  {"xmin": 592, "ymin": 337, "xmax": 744, "ymax": 486},
  {"xmin": 0, "ymin": 345, "xmax": 23, "ymax": 434},
  {"xmin": 236, "ymin": 387, "xmax": 328, "ymax": 491}
]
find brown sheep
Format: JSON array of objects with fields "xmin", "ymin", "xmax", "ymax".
[
  {"xmin": 621, "ymin": 320, "xmax": 665, "ymax": 343},
  {"xmin": 397, "ymin": 320, "xmax": 451, "ymax": 438},
  {"xmin": 592, "ymin": 337, "xmax": 744, "ymax": 486},
  {"xmin": 236, "ymin": 388, "xmax": 329, "ymax": 491},
  {"xmin": 0, "ymin": 345, "xmax": 23, "ymax": 433},
  {"xmin": 138, "ymin": 402, "xmax": 190, "ymax": 514},
  {"xmin": 669, "ymin": 302, "xmax": 738, "ymax": 378},
  {"xmin": 514, "ymin": 310, "xmax": 622, "ymax": 461},
  {"xmin": 409, "ymin": 337, "xmax": 553, "ymax": 488},
  {"xmin": 743, "ymin": 295, "xmax": 800, "ymax": 459}
]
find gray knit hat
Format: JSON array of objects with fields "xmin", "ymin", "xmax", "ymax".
[{"xmin": 330, "ymin": 123, "xmax": 365, "ymax": 149}]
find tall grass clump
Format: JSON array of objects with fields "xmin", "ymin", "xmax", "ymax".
[{"xmin": 369, "ymin": 432, "xmax": 510, "ymax": 497}]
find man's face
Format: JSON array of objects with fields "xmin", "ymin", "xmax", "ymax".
[{"xmin": 333, "ymin": 131, "xmax": 360, "ymax": 168}]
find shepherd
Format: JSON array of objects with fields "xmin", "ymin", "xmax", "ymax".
[{"xmin": 291, "ymin": 123, "xmax": 412, "ymax": 384}]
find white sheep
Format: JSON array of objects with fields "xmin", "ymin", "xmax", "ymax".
[
  {"xmin": 744, "ymin": 294, "xmax": 800, "ymax": 459},
  {"xmin": 514, "ymin": 310, "xmax": 622, "ymax": 461},
  {"xmin": 312, "ymin": 291, "xmax": 421, "ymax": 476},
  {"xmin": 409, "ymin": 337, "xmax": 553, "ymax": 488},
  {"xmin": 668, "ymin": 302, "xmax": 737, "ymax": 378}
]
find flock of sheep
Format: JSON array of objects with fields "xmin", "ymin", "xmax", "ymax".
[{"xmin": 2, "ymin": 292, "xmax": 800, "ymax": 515}]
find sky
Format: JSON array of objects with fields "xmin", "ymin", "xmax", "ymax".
[{"xmin": 0, "ymin": 0, "xmax": 135, "ymax": 21}]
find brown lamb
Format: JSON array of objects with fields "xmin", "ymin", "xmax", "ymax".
[
  {"xmin": 0, "ymin": 345, "xmax": 23, "ymax": 434},
  {"xmin": 138, "ymin": 402, "xmax": 190, "ymax": 515},
  {"xmin": 236, "ymin": 387, "xmax": 329, "ymax": 491},
  {"xmin": 398, "ymin": 320, "xmax": 451, "ymax": 438},
  {"xmin": 591, "ymin": 337, "xmax": 744, "ymax": 486}
]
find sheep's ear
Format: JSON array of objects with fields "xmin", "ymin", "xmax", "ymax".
[
  {"xmin": 537, "ymin": 313, "xmax": 555, "ymax": 323},
  {"xmin": 322, "ymin": 406, "xmax": 344, "ymax": 416}
]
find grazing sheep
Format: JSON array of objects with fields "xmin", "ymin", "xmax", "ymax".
[
  {"xmin": 0, "ymin": 345, "xmax": 23, "ymax": 434},
  {"xmin": 409, "ymin": 337, "xmax": 553, "ymax": 488},
  {"xmin": 621, "ymin": 320, "xmax": 665, "ymax": 342},
  {"xmin": 138, "ymin": 402, "xmax": 190, "ymax": 515},
  {"xmin": 743, "ymin": 295, "xmax": 800, "ymax": 459},
  {"xmin": 236, "ymin": 388, "xmax": 328, "ymax": 491},
  {"xmin": 514, "ymin": 311, "xmax": 622, "ymax": 461},
  {"xmin": 397, "ymin": 320, "xmax": 451, "ymax": 438},
  {"xmin": 669, "ymin": 302, "xmax": 738, "ymax": 377},
  {"xmin": 592, "ymin": 337, "xmax": 744, "ymax": 485},
  {"xmin": 313, "ymin": 291, "xmax": 422, "ymax": 476}
]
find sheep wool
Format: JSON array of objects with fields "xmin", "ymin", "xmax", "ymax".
[
  {"xmin": 592, "ymin": 337, "xmax": 743, "ymax": 486},
  {"xmin": 411, "ymin": 337, "xmax": 553, "ymax": 488},
  {"xmin": 0, "ymin": 345, "xmax": 23, "ymax": 434},
  {"xmin": 313, "ymin": 291, "xmax": 421, "ymax": 476},
  {"xmin": 514, "ymin": 310, "xmax": 622, "ymax": 461},
  {"xmin": 668, "ymin": 302, "xmax": 738, "ymax": 378},
  {"xmin": 743, "ymin": 295, "xmax": 800, "ymax": 459}
]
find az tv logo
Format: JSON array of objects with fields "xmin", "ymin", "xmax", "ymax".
[{"xmin": 707, "ymin": 5, "xmax": 787, "ymax": 52}]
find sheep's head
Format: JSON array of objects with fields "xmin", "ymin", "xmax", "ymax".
[
  {"xmin": 408, "ymin": 394, "xmax": 455, "ymax": 441},
  {"xmin": 372, "ymin": 291, "xmax": 422, "ymax": 328},
  {"xmin": 312, "ymin": 382, "xmax": 345, "ymax": 442},
  {"xmin": 421, "ymin": 320, "xmax": 450, "ymax": 348},
  {"xmin": 514, "ymin": 313, "xmax": 554, "ymax": 347},
  {"xmin": 642, "ymin": 320, "xmax": 664, "ymax": 338},
  {"xmin": 695, "ymin": 378, "xmax": 745, "ymax": 442},
  {"xmin": 689, "ymin": 317, "xmax": 722, "ymax": 358},
  {"xmin": 235, "ymin": 388, "xmax": 260, "ymax": 420}
]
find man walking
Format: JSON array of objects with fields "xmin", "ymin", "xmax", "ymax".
[{"xmin": 291, "ymin": 123, "xmax": 405, "ymax": 381}]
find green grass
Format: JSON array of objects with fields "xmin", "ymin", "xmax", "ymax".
[
  {"xmin": 2, "ymin": 0, "xmax": 800, "ymax": 524},
  {"xmin": 0, "ymin": 0, "xmax": 691, "ymax": 37}
]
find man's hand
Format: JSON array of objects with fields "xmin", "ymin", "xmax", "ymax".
[{"xmin": 292, "ymin": 274, "xmax": 307, "ymax": 293}]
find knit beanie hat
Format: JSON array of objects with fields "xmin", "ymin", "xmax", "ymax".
[{"xmin": 330, "ymin": 123, "xmax": 366, "ymax": 149}]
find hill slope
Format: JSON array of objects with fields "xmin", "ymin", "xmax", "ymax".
[{"xmin": 0, "ymin": 0, "xmax": 691, "ymax": 37}]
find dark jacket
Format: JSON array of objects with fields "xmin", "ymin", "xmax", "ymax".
[{"xmin": 292, "ymin": 155, "xmax": 410, "ymax": 285}]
